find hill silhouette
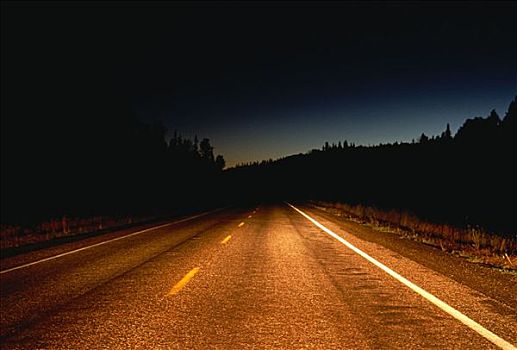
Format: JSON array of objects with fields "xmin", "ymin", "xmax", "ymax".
[
  {"xmin": 3, "ymin": 95, "xmax": 516, "ymax": 240},
  {"xmin": 226, "ymin": 96, "xmax": 517, "ymax": 237}
]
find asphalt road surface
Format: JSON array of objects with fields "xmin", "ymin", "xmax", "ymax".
[{"xmin": 1, "ymin": 203, "xmax": 516, "ymax": 349}]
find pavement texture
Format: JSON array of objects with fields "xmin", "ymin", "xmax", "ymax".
[{"xmin": 1, "ymin": 203, "xmax": 516, "ymax": 349}]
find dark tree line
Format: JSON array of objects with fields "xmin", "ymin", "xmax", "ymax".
[
  {"xmin": 2, "ymin": 107, "xmax": 226, "ymax": 224},
  {"xmin": 226, "ymin": 96, "xmax": 517, "ymax": 237},
  {"xmin": 3, "ymin": 94, "xmax": 516, "ymax": 238}
]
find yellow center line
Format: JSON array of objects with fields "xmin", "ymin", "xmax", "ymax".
[
  {"xmin": 221, "ymin": 235, "xmax": 232, "ymax": 244},
  {"xmin": 238, "ymin": 222, "xmax": 245, "ymax": 227},
  {"xmin": 167, "ymin": 267, "xmax": 200, "ymax": 296}
]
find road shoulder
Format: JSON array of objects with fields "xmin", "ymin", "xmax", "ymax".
[{"xmin": 300, "ymin": 203, "xmax": 517, "ymax": 312}]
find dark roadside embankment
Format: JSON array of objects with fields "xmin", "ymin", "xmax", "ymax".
[
  {"xmin": 1, "ymin": 215, "xmax": 154, "ymax": 258},
  {"xmin": 0, "ymin": 205, "xmax": 224, "ymax": 267}
]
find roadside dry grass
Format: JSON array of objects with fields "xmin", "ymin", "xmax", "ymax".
[
  {"xmin": 312, "ymin": 201, "xmax": 516, "ymax": 271},
  {"xmin": 1, "ymin": 215, "xmax": 150, "ymax": 252}
]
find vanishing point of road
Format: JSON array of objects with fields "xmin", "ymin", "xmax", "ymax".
[{"xmin": 1, "ymin": 203, "xmax": 516, "ymax": 349}]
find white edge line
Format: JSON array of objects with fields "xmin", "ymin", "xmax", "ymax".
[
  {"xmin": 1, "ymin": 206, "xmax": 229, "ymax": 275},
  {"xmin": 286, "ymin": 202, "xmax": 516, "ymax": 350}
]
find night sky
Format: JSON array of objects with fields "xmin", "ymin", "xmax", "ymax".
[{"xmin": 3, "ymin": 2, "xmax": 516, "ymax": 167}]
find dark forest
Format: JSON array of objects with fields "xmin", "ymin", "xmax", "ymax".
[
  {"xmin": 2, "ymin": 96, "xmax": 516, "ymax": 240},
  {"xmin": 227, "ymin": 96, "xmax": 517, "ymax": 238},
  {"xmin": 1, "ymin": 109, "xmax": 226, "ymax": 225}
]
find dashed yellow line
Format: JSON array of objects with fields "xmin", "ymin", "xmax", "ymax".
[
  {"xmin": 221, "ymin": 235, "xmax": 232, "ymax": 244},
  {"xmin": 167, "ymin": 267, "xmax": 200, "ymax": 296},
  {"xmin": 238, "ymin": 222, "xmax": 245, "ymax": 227}
]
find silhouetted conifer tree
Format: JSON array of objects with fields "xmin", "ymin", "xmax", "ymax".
[
  {"xmin": 200, "ymin": 138, "xmax": 214, "ymax": 162},
  {"xmin": 441, "ymin": 123, "xmax": 452, "ymax": 140},
  {"xmin": 215, "ymin": 155, "xmax": 226, "ymax": 171},
  {"xmin": 193, "ymin": 135, "xmax": 199, "ymax": 154},
  {"xmin": 418, "ymin": 133, "xmax": 429, "ymax": 143}
]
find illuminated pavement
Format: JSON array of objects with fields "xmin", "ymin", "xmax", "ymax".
[{"xmin": 1, "ymin": 204, "xmax": 516, "ymax": 349}]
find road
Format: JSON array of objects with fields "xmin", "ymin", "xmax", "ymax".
[{"xmin": 1, "ymin": 203, "xmax": 516, "ymax": 349}]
